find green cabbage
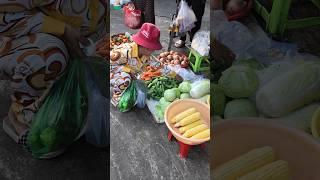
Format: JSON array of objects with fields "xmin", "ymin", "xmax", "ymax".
[
  {"xmin": 234, "ymin": 58, "xmax": 265, "ymax": 70},
  {"xmin": 178, "ymin": 81, "xmax": 192, "ymax": 93},
  {"xmin": 219, "ymin": 65, "xmax": 259, "ymax": 98},
  {"xmin": 212, "ymin": 84, "xmax": 226, "ymax": 116},
  {"xmin": 164, "ymin": 89, "xmax": 176, "ymax": 102},
  {"xmin": 224, "ymin": 99, "xmax": 258, "ymax": 118},
  {"xmin": 172, "ymin": 88, "xmax": 181, "ymax": 98},
  {"xmin": 180, "ymin": 93, "xmax": 191, "ymax": 99}
]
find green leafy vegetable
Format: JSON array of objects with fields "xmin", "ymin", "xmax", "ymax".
[
  {"xmin": 164, "ymin": 89, "xmax": 176, "ymax": 102},
  {"xmin": 219, "ymin": 65, "xmax": 259, "ymax": 98},
  {"xmin": 180, "ymin": 93, "xmax": 191, "ymax": 99},
  {"xmin": 234, "ymin": 58, "xmax": 265, "ymax": 70},
  {"xmin": 224, "ymin": 99, "xmax": 258, "ymax": 118},
  {"xmin": 178, "ymin": 81, "xmax": 192, "ymax": 93}
]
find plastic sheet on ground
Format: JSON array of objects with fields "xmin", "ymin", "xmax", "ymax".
[{"xmin": 146, "ymin": 99, "xmax": 164, "ymax": 123}]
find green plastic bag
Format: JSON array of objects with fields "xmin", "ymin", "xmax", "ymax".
[
  {"xmin": 118, "ymin": 81, "xmax": 137, "ymax": 112},
  {"xmin": 27, "ymin": 59, "xmax": 88, "ymax": 158}
]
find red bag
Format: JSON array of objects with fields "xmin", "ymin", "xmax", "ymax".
[{"xmin": 123, "ymin": 3, "xmax": 142, "ymax": 29}]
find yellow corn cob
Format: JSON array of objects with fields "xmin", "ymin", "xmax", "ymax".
[
  {"xmin": 174, "ymin": 112, "xmax": 201, "ymax": 127},
  {"xmin": 190, "ymin": 129, "xmax": 210, "ymax": 139},
  {"xmin": 182, "ymin": 124, "xmax": 208, "ymax": 138},
  {"xmin": 238, "ymin": 160, "xmax": 290, "ymax": 180},
  {"xmin": 170, "ymin": 108, "xmax": 197, "ymax": 123},
  {"xmin": 213, "ymin": 146, "xmax": 275, "ymax": 180},
  {"xmin": 179, "ymin": 120, "xmax": 203, "ymax": 134}
]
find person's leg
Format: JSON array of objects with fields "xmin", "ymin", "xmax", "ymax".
[
  {"xmin": 189, "ymin": 0, "xmax": 206, "ymax": 41},
  {"xmin": 0, "ymin": 33, "xmax": 69, "ymax": 144},
  {"xmin": 144, "ymin": 0, "xmax": 155, "ymax": 24}
]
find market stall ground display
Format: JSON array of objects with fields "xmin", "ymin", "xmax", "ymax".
[{"xmin": 108, "ymin": 29, "xmax": 211, "ymax": 160}]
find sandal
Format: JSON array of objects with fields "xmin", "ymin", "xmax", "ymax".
[{"xmin": 174, "ymin": 40, "xmax": 185, "ymax": 48}]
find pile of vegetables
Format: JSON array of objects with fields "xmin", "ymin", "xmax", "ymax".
[
  {"xmin": 140, "ymin": 66, "xmax": 162, "ymax": 81},
  {"xmin": 213, "ymin": 57, "xmax": 320, "ymax": 138},
  {"xmin": 155, "ymin": 79, "xmax": 210, "ymax": 120},
  {"xmin": 146, "ymin": 76, "xmax": 179, "ymax": 100},
  {"xmin": 157, "ymin": 51, "xmax": 189, "ymax": 68},
  {"xmin": 110, "ymin": 33, "xmax": 131, "ymax": 48}
]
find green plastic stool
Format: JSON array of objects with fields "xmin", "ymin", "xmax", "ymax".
[
  {"xmin": 188, "ymin": 48, "xmax": 210, "ymax": 73},
  {"xmin": 253, "ymin": 0, "xmax": 320, "ymax": 37}
]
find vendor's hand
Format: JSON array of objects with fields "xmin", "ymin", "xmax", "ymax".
[{"xmin": 62, "ymin": 24, "xmax": 90, "ymax": 58}]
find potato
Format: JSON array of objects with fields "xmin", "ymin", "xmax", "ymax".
[
  {"xmin": 170, "ymin": 50, "xmax": 175, "ymax": 55},
  {"xmin": 183, "ymin": 57, "xmax": 188, "ymax": 61},
  {"xmin": 173, "ymin": 55, "xmax": 179, "ymax": 60},
  {"xmin": 164, "ymin": 52, "xmax": 170, "ymax": 56},
  {"xmin": 159, "ymin": 58, "xmax": 164, "ymax": 62},
  {"xmin": 167, "ymin": 55, "xmax": 173, "ymax": 60}
]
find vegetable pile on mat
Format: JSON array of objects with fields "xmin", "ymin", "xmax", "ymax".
[
  {"xmin": 213, "ymin": 58, "xmax": 320, "ymax": 138},
  {"xmin": 154, "ymin": 79, "xmax": 210, "ymax": 120}
]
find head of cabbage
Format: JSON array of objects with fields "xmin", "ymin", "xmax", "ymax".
[
  {"xmin": 219, "ymin": 65, "xmax": 259, "ymax": 98},
  {"xmin": 224, "ymin": 99, "xmax": 258, "ymax": 118}
]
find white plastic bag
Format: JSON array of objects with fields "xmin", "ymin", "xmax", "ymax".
[
  {"xmin": 176, "ymin": 0, "xmax": 197, "ymax": 33},
  {"xmin": 191, "ymin": 31, "xmax": 210, "ymax": 56},
  {"xmin": 120, "ymin": 0, "xmax": 131, "ymax": 5},
  {"xmin": 85, "ymin": 65, "xmax": 108, "ymax": 147}
]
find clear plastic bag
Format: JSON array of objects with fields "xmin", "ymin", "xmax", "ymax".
[
  {"xmin": 176, "ymin": 0, "xmax": 197, "ymax": 33},
  {"xmin": 84, "ymin": 65, "xmax": 108, "ymax": 147},
  {"xmin": 191, "ymin": 31, "xmax": 210, "ymax": 56},
  {"xmin": 135, "ymin": 80, "xmax": 147, "ymax": 108}
]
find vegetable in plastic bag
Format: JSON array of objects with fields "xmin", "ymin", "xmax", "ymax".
[
  {"xmin": 224, "ymin": 99, "xmax": 258, "ymax": 118},
  {"xmin": 212, "ymin": 84, "xmax": 226, "ymax": 116},
  {"xmin": 219, "ymin": 65, "xmax": 259, "ymax": 98},
  {"xmin": 256, "ymin": 62, "xmax": 320, "ymax": 117},
  {"xmin": 118, "ymin": 81, "xmax": 137, "ymax": 112},
  {"xmin": 190, "ymin": 80, "xmax": 210, "ymax": 99},
  {"xmin": 27, "ymin": 59, "xmax": 88, "ymax": 158},
  {"xmin": 176, "ymin": 0, "xmax": 197, "ymax": 33},
  {"xmin": 274, "ymin": 103, "xmax": 320, "ymax": 133}
]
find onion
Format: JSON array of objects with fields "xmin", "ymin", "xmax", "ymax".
[
  {"xmin": 174, "ymin": 60, "xmax": 180, "ymax": 65},
  {"xmin": 181, "ymin": 60, "xmax": 188, "ymax": 68},
  {"xmin": 173, "ymin": 55, "xmax": 179, "ymax": 60}
]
